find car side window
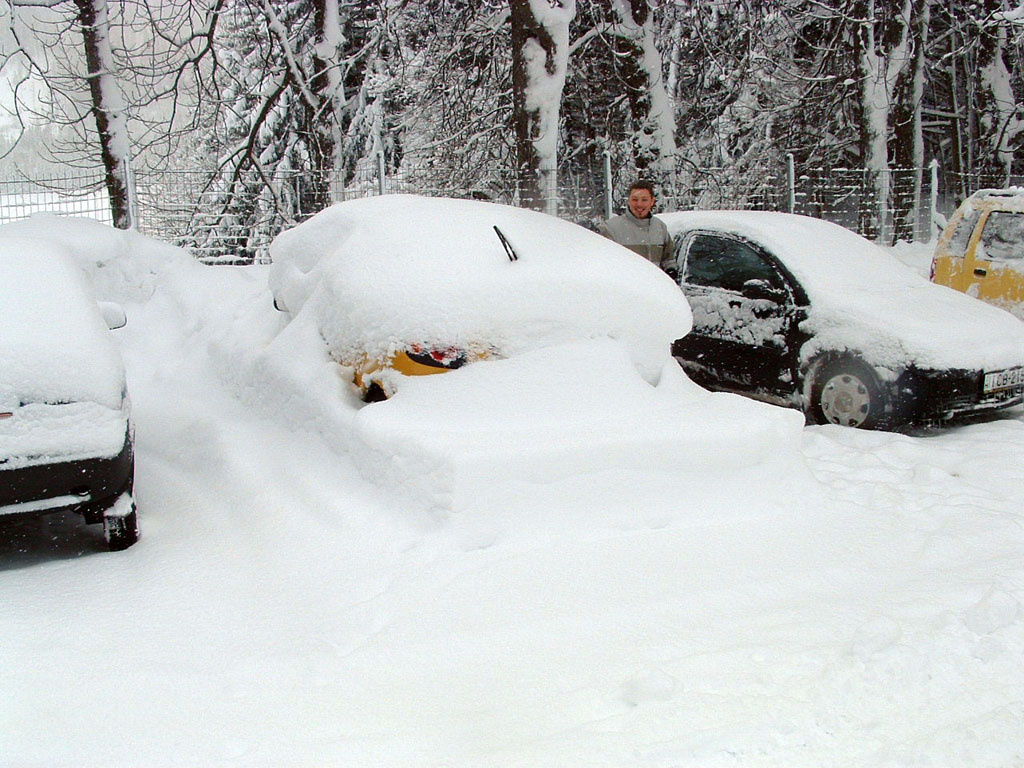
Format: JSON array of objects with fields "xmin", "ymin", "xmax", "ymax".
[
  {"xmin": 684, "ymin": 233, "xmax": 784, "ymax": 294},
  {"xmin": 948, "ymin": 207, "xmax": 982, "ymax": 257},
  {"xmin": 979, "ymin": 211, "xmax": 1024, "ymax": 262}
]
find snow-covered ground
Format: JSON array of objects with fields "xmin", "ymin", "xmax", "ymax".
[{"xmin": 1, "ymin": 219, "xmax": 1023, "ymax": 767}]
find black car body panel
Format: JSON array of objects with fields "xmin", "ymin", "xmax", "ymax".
[
  {"xmin": 669, "ymin": 224, "xmax": 1024, "ymax": 429},
  {"xmin": 0, "ymin": 428, "xmax": 134, "ymax": 524}
]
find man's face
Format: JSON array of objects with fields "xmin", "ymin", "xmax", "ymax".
[{"xmin": 628, "ymin": 188, "xmax": 655, "ymax": 219}]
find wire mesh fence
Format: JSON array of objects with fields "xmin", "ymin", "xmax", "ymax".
[
  {"xmin": 792, "ymin": 166, "xmax": 938, "ymax": 243},
  {"xmin": 0, "ymin": 172, "xmax": 113, "ymax": 226},
  {"xmin": 0, "ymin": 156, "xmax": 988, "ymax": 263}
]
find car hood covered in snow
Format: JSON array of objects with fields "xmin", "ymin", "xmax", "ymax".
[
  {"xmin": 659, "ymin": 210, "xmax": 1024, "ymax": 372},
  {"xmin": 269, "ymin": 195, "xmax": 692, "ymax": 383},
  {"xmin": 0, "ymin": 237, "xmax": 126, "ymax": 410}
]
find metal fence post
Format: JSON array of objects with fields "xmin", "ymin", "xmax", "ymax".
[
  {"xmin": 603, "ymin": 151, "xmax": 613, "ymax": 219},
  {"xmin": 333, "ymin": 170, "xmax": 345, "ymax": 203},
  {"xmin": 786, "ymin": 153, "xmax": 796, "ymax": 213},
  {"xmin": 125, "ymin": 150, "xmax": 139, "ymax": 230},
  {"xmin": 879, "ymin": 166, "xmax": 891, "ymax": 244},
  {"xmin": 377, "ymin": 151, "xmax": 386, "ymax": 196},
  {"xmin": 929, "ymin": 159, "xmax": 939, "ymax": 243}
]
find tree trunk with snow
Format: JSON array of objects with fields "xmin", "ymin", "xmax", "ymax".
[
  {"xmin": 854, "ymin": 0, "xmax": 912, "ymax": 241},
  {"xmin": 890, "ymin": 0, "xmax": 930, "ymax": 243},
  {"xmin": 606, "ymin": 0, "xmax": 676, "ymax": 174},
  {"xmin": 509, "ymin": 0, "xmax": 575, "ymax": 213},
  {"xmin": 74, "ymin": 0, "xmax": 131, "ymax": 229},
  {"xmin": 310, "ymin": 0, "xmax": 343, "ymax": 209},
  {"xmin": 974, "ymin": 0, "xmax": 1023, "ymax": 184}
]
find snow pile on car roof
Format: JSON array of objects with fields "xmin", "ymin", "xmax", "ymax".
[
  {"xmin": 0, "ymin": 237, "xmax": 125, "ymax": 409},
  {"xmin": 0, "ymin": 212, "xmax": 191, "ymax": 302},
  {"xmin": 659, "ymin": 210, "xmax": 1024, "ymax": 371},
  {"xmin": 269, "ymin": 195, "xmax": 692, "ymax": 383}
]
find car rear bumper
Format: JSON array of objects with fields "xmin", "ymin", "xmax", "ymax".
[{"xmin": 0, "ymin": 428, "xmax": 134, "ymax": 519}]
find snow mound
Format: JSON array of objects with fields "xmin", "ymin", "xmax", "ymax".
[{"xmin": 350, "ymin": 340, "xmax": 807, "ymax": 512}]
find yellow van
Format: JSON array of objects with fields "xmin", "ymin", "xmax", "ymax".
[{"xmin": 931, "ymin": 188, "xmax": 1024, "ymax": 319}]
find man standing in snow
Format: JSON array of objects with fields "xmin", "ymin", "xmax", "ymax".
[{"xmin": 599, "ymin": 180, "xmax": 676, "ymax": 277}]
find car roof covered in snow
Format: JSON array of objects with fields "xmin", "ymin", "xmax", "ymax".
[
  {"xmin": 958, "ymin": 188, "xmax": 1024, "ymax": 214},
  {"xmin": 0, "ymin": 236, "xmax": 125, "ymax": 409},
  {"xmin": 269, "ymin": 194, "xmax": 692, "ymax": 383},
  {"xmin": 658, "ymin": 210, "xmax": 1024, "ymax": 371}
]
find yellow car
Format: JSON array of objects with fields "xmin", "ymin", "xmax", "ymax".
[
  {"xmin": 268, "ymin": 195, "xmax": 691, "ymax": 403},
  {"xmin": 931, "ymin": 189, "xmax": 1024, "ymax": 319},
  {"xmin": 352, "ymin": 344, "xmax": 492, "ymax": 402}
]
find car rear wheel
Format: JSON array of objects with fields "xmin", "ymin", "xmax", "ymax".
[
  {"xmin": 363, "ymin": 382, "xmax": 387, "ymax": 403},
  {"xmin": 103, "ymin": 500, "xmax": 139, "ymax": 551},
  {"xmin": 810, "ymin": 358, "xmax": 887, "ymax": 429}
]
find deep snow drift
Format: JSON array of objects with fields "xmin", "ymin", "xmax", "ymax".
[{"xmin": 1, "ymin": 214, "xmax": 1022, "ymax": 767}]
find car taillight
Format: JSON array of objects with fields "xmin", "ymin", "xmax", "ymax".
[
  {"xmin": 408, "ymin": 344, "xmax": 468, "ymax": 369},
  {"xmin": 929, "ymin": 258, "xmax": 936, "ymax": 281}
]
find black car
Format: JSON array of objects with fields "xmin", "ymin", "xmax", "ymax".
[
  {"xmin": 660, "ymin": 211, "xmax": 1024, "ymax": 430},
  {"xmin": 0, "ymin": 238, "xmax": 138, "ymax": 550}
]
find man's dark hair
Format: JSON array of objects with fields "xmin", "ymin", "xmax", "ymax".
[{"xmin": 628, "ymin": 180, "xmax": 656, "ymax": 197}]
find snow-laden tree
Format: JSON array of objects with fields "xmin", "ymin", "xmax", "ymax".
[
  {"xmin": 889, "ymin": 0, "xmax": 930, "ymax": 241},
  {"xmin": 691, "ymin": 0, "xmax": 932, "ymax": 240},
  {"xmin": 392, "ymin": 1, "xmax": 515, "ymax": 199},
  {"xmin": 923, "ymin": 0, "xmax": 1024, "ymax": 197},
  {"xmin": 641, "ymin": 1, "xmax": 805, "ymax": 210},
  {"xmin": 851, "ymin": 0, "xmax": 918, "ymax": 238},
  {"xmin": 1, "ymin": 0, "xmax": 225, "ymax": 228},
  {"xmin": 509, "ymin": 0, "xmax": 574, "ymax": 213},
  {"xmin": 74, "ymin": 0, "xmax": 131, "ymax": 227},
  {"xmin": 5, "ymin": 0, "xmax": 1024, "ymax": 244},
  {"xmin": 557, "ymin": 0, "xmax": 676, "ymax": 215},
  {"xmin": 3, "ymin": 0, "xmax": 133, "ymax": 226},
  {"xmin": 398, "ymin": 0, "xmax": 580, "ymax": 211},
  {"xmin": 602, "ymin": 0, "xmax": 675, "ymax": 173},
  {"xmin": 187, "ymin": 0, "xmax": 399, "ymax": 259},
  {"xmin": 972, "ymin": 0, "xmax": 1024, "ymax": 182}
]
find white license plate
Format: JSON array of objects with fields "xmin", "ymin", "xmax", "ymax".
[{"xmin": 984, "ymin": 366, "xmax": 1024, "ymax": 393}]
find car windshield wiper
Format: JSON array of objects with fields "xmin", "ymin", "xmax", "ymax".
[{"xmin": 493, "ymin": 225, "xmax": 519, "ymax": 263}]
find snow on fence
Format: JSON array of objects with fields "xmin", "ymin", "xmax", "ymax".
[{"xmin": 0, "ymin": 159, "xmax": 1012, "ymax": 263}]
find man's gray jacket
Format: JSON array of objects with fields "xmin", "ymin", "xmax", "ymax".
[{"xmin": 598, "ymin": 210, "xmax": 675, "ymax": 271}]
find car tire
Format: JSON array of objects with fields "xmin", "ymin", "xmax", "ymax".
[
  {"xmin": 104, "ymin": 504, "xmax": 139, "ymax": 551},
  {"xmin": 363, "ymin": 382, "xmax": 388, "ymax": 403},
  {"xmin": 809, "ymin": 357, "xmax": 888, "ymax": 429}
]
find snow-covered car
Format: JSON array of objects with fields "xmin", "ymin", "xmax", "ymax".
[
  {"xmin": 0, "ymin": 237, "xmax": 138, "ymax": 551},
  {"xmin": 269, "ymin": 194, "xmax": 691, "ymax": 400},
  {"xmin": 931, "ymin": 188, "xmax": 1024, "ymax": 319},
  {"xmin": 660, "ymin": 210, "xmax": 1024, "ymax": 429}
]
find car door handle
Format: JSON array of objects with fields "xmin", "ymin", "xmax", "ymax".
[{"xmin": 974, "ymin": 268, "xmax": 988, "ymax": 276}]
